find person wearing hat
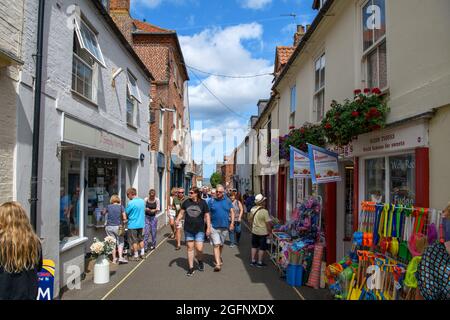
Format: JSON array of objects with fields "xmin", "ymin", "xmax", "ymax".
[{"xmin": 248, "ymin": 194, "xmax": 272, "ymax": 268}]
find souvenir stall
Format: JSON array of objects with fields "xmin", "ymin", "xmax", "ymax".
[
  {"xmin": 326, "ymin": 201, "xmax": 446, "ymax": 300},
  {"xmin": 270, "ymin": 196, "xmax": 325, "ymax": 287}
]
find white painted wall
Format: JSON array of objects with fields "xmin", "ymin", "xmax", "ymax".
[{"xmin": 18, "ymin": 0, "xmax": 152, "ymax": 296}]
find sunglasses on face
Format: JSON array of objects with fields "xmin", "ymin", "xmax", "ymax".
[
  {"xmin": 217, "ymin": 191, "xmax": 224, "ymax": 194},
  {"xmin": 189, "ymin": 191, "xmax": 195, "ymax": 194}
]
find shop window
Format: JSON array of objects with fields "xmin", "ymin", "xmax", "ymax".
[
  {"xmin": 60, "ymin": 150, "xmax": 82, "ymax": 244},
  {"xmin": 362, "ymin": 0, "xmax": 387, "ymax": 90},
  {"xmin": 290, "ymin": 85, "xmax": 296, "ymax": 114},
  {"xmin": 86, "ymin": 158, "xmax": 119, "ymax": 227},
  {"xmin": 389, "ymin": 154, "xmax": 415, "ymax": 205},
  {"xmin": 364, "ymin": 153, "xmax": 416, "ymax": 205},
  {"xmin": 365, "ymin": 157, "xmax": 386, "ymax": 202},
  {"xmin": 314, "ymin": 53, "xmax": 325, "ymax": 122}
]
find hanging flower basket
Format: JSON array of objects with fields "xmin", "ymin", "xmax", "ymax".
[{"xmin": 321, "ymin": 88, "xmax": 389, "ymax": 147}]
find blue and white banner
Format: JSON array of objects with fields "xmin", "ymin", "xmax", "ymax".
[
  {"xmin": 289, "ymin": 146, "xmax": 311, "ymax": 179},
  {"xmin": 307, "ymin": 143, "xmax": 341, "ymax": 184}
]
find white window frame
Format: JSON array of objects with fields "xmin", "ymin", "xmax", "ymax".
[
  {"xmin": 314, "ymin": 53, "xmax": 326, "ymax": 122},
  {"xmin": 126, "ymin": 70, "xmax": 142, "ymax": 103},
  {"xmin": 74, "ymin": 17, "xmax": 106, "ymax": 68},
  {"xmin": 126, "ymin": 89, "xmax": 138, "ymax": 128},
  {"xmin": 72, "ymin": 34, "xmax": 98, "ymax": 103},
  {"xmin": 359, "ymin": 150, "xmax": 416, "ymax": 209},
  {"xmin": 361, "ymin": 0, "xmax": 387, "ymax": 91}
]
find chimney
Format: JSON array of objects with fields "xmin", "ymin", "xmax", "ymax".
[
  {"xmin": 110, "ymin": 0, "xmax": 130, "ymax": 12},
  {"xmin": 306, "ymin": 24, "xmax": 311, "ymax": 31},
  {"xmin": 294, "ymin": 24, "xmax": 305, "ymax": 46}
]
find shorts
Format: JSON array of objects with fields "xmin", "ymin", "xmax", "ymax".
[
  {"xmin": 210, "ymin": 227, "xmax": 229, "ymax": 246},
  {"xmin": 105, "ymin": 225, "xmax": 124, "ymax": 247},
  {"xmin": 185, "ymin": 231, "xmax": 205, "ymax": 243},
  {"xmin": 251, "ymin": 233, "xmax": 268, "ymax": 251},
  {"xmin": 168, "ymin": 209, "xmax": 176, "ymax": 219},
  {"xmin": 128, "ymin": 228, "xmax": 144, "ymax": 244}
]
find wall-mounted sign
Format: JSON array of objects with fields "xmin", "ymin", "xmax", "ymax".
[
  {"xmin": 289, "ymin": 146, "xmax": 311, "ymax": 179},
  {"xmin": 352, "ymin": 121, "xmax": 428, "ymax": 157},
  {"xmin": 308, "ymin": 143, "xmax": 341, "ymax": 185}
]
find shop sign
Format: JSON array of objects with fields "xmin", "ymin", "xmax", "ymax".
[
  {"xmin": 352, "ymin": 122, "xmax": 428, "ymax": 157},
  {"xmin": 260, "ymin": 164, "xmax": 278, "ymax": 176},
  {"xmin": 308, "ymin": 143, "xmax": 341, "ymax": 184},
  {"xmin": 289, "ymin": 146, "xmax": 311, "ymax": 179},
  {"xmin": 37, "ymin": 259, "xmax": 55, "ymax": 300},
  {"xmin": 63, "ymin": 116, "xmax": 139, "ymax": 159}
]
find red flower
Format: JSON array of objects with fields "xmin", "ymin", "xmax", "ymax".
[
  {"xmin": 324, "ymin": 123, "xmax": 332, "ymax": 130},
  {"xmin": 371, "ymin": 125, "xmax": 381, "ymax": 130},
  {"xmin": 300, "ymin": 128, "xmax": 305, "ymax": 134},
  {"xmin": 364, "ymin": 88, "xmax": 371, "ymax": 94},
  {"xmin": 369, "ymin": 107, "xmax": 379, "ymax": 115},
  {"xmin": 354, "ymin": 89, "xmax": 362, "ymax": 95},
  {"xmin": 289, "ymin": 125, "xmax": 295, "ymax": 130},
  {"xmin": 351, "ymin": 111, "xmax": 359, "ymax": 117},
  {"xmin": 372, "ymin": 87, "xmax": 382, "ymax": 95}
]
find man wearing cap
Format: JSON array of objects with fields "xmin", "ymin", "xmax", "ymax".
[
  {"xmin": 209, "ymin": 184, "xmax": 234, "ymax": 272},
  {"xmin": 248, "ymin": 194, "xmax": 272, "ymax": 268}
]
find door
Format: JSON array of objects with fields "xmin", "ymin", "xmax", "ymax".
[{"xmin": 277, "ymin": 167, "xmax": 287, "ymax": 222}]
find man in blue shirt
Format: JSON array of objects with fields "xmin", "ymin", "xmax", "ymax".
[
  {"xmin": 209, "ymin": 184, "xmax": 234, "ymax": 272},
  {"xmin": 125, "ymin": 188, "xmax": 146, "ymax": 261}
]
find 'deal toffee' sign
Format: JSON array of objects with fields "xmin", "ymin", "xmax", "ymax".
[
  {"xmin": 290, "ymin": 146, "xmax": 311, "ymax": 179},
  {"xmin": 307, "ymin": 143, "xmax": 341, "ymax": 184}
]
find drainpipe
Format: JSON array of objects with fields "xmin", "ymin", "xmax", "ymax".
[{"xmin": 30, "ymin": 0, "xmax": 46, "ymax": 231}]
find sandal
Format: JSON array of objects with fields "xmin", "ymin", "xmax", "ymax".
[
  {"xmin": 175, "ymin": 246, "xmax": 181, "ymax": 251},
  {"xmin": 214, "ymin": 266, "xmax": 221, "ymax": 272}
]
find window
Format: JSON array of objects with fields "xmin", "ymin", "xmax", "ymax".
[
  {"xmin": 126, "ymin": 71, "xmax": 140, "ymax": 127},
  {"xmin": 362, "ymin": 0, "xmax": 387, "ymax": 90},
  {"xmin": 60, "ymin": 150, "xmax": 82, "ymax": 244},
  {"xmin": 159, "ymin": 110, "xmax": 164, "ymax": 152},
  {"xmin": 127, "ymin": 71, "xmax": 142, "ymax": 103},
  {"xmin": 364, "ymin": 153, "xmax": 415, "ymax": 205},
  {"xmin": 314, "ymin": 53, "xmax": 325, "ymax": 122},
  {"xmin": 72, "ymin": 34, "xmax": 97, "ymax": 101},
  {"xmin": 290, "ymin": 85, "xmax": 296, "ymax": 114},
  {"xmin": 74, "ymin": 18, "xmax": 106, "ymax": 67}
]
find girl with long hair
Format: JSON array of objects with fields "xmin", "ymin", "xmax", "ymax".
[{"xmin": 0, "ymin": 202, "xmax": 43, "ymax": 299}]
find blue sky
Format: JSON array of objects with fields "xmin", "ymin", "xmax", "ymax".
[{"xmin": 130, "ymin": 0, "xmax": 317, "ymax": 178}]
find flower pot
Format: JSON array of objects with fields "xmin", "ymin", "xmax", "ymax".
[{"xmin": 93, "ymin": 254, "xmax": 110, "ymax": 284}]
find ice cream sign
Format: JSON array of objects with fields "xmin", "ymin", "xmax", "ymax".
[
  {"xmin": 290, "ymin": 146, "xmax": 311, "ymax": 179},
  {"xmin": 307, "ymin": 143, "xmax": 341, "ymax": 185}
]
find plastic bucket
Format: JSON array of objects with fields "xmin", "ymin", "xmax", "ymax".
[{"xmin": 287, "ymin": 264, "xmax": 303, "ymax": 287}]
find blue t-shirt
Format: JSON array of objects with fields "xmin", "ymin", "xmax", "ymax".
[
  {"xmin": 60, "ymin": 195, "xmax": 71, "ymax": 220},
  {"xmin": 210, "ymin": 197, "xmax": 233, "ymax": 228},
  {"xmin": 126, "ymin": 197, "xmax": 145, "ymax": 229}
]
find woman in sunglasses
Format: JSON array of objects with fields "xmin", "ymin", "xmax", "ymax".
[
  {"xmin": 229, "ymin": 190, "xmax": 244, "ymax": 247},
  {"xmin": 176, "ymin": 187, "xmax": 211, "ymax": 276}
]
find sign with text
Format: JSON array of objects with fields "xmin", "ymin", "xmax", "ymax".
[
  {"xmin": 352, "ymin": 121, "xmax": 428, "ymax": 156},
  {"xmin": 37, "ymin": 259, "xmax": 55, "ymax": 300},
  {"xmin": 289, "ymin": 146, "xmax": 311, "ymax": 179},
  {"xmin": 308, "ymin": 144, "xmax": 341, "ymax": 185}
]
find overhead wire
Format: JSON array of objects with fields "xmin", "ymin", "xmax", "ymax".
[{"xmin": 185, "ymin": 64, "xmax": 274, "ymax": 78}]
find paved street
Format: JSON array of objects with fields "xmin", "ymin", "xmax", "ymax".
[{"xmin": 61, "ymin": 223, "xmax": 331, "ymax": 300}]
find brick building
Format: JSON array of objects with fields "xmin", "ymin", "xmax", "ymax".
[{"xmin": 109, "ymin": 0, "xmax": 191, "ymax": 215}]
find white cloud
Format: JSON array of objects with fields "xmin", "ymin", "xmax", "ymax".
[
  {"xmin": 239, "ymin": 0, "xmax": 272, "ymax": 10},
  {"xmin": 133, "ymin": 0, "xmax": 162, "ymax": 8}
]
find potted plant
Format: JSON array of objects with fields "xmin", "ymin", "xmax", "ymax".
[{"xmin": 90, "ymin": 236, "xmax": 116, "ymax": 284}]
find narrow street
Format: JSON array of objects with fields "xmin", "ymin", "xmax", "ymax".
[{"xmin": 61, "ymin": 223, "xmax": 331, "ymax": 300}]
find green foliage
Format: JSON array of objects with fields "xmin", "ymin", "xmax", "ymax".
[
  {"xmin": 278, "ymin": 123, "xmax": 326, "ymax": 161},
  {"xmin": 321, "ymin": 88, "xmax": 389, "ymax": 146},
  {"xmin": 210, "ymin": 172, "xmax": 223, "ymax": 188}
]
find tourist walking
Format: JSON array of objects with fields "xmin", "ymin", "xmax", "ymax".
[
  {"xmin": 173, "ymin": 188, "xmax": 187, "ymax": 250},
  {"xmin": 201, "ymin": 186, "xmax": 210, "ymax": 201},
  {"xmin": 168, "ymin": 187, "xmax": 178, "ymax": 239},
  {"xmin": 175, "ymin": 187, "xmax": 211, "ymax": 276},
  {"xmin": 244, "ymin": 191, "xmax": 255, "ymax": 214},
  {"xmin": 102, "ymin": 195, "xmax": 128, "ymax": 264},
  {"xmin": 144, "ymin": 189, "xmax": 160, "ymax": 251},
  {"xmin": 125, "ymin": 188, "xmax": 146, "ymax": 261},
  {"xmin": 209, "ymin": 184, "xmax": 234, "ymax": 272},
  {"xmin": 0, "ymin": 202, "xmax": 43, "ymax": 300},
  {"xmin": 229, "ymin": 191, "xmax": 244, "ymax": 247},
  {"xmin": 248, "ymin": 194, "xmax": 273, "ymax": 268}
]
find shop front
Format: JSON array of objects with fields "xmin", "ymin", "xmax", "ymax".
[{"xmin": 58, "ymin": 115, "xmax": 149, "ymax": 289}]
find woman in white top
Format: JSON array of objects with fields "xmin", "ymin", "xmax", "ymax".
[{"xmin": 168, "ymin": 187, "xmax": 178, "ymax": 239}]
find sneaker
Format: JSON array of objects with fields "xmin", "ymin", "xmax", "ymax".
[
  {"xmin": 229, "ymin": 244, "xmax": 235, "ymax": 248},
  {"xmin": 250, "ymin": 261, "xmax": 257, "ymax": 267},
  {"xmin": 256, "ymin": 262, "xmax": 267, "ymax": 268},
  {"xmin": 119, "ymin": 258, "xmax": 128, "ymax": 264},
  {"xmin": 198, "ymin": 261, "xmax": 204, "ymax": 271},
  {"xmin": 186, "ymin": 268, "xmax": 195, "ymax": 277},
  {"xmin": 131, "ymin": 256, "xmax": 140, "ymax": 262}
]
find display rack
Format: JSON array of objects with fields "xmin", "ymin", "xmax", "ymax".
[{"xmin": 269, "ymin": 231, "xmax": 292, "ymax": 276}]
